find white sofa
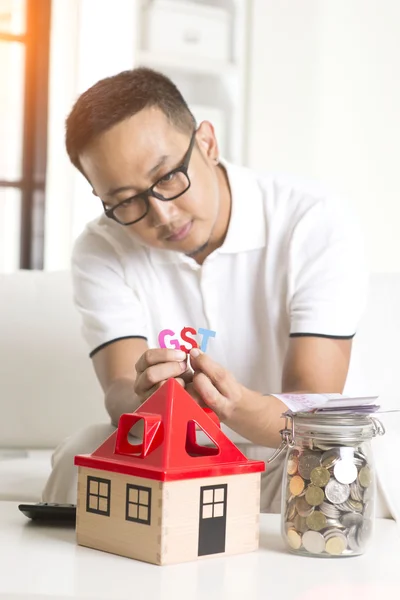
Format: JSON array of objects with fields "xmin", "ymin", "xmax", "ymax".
[
  {"xmin": 0, "ymin": 270, "xmax": 107, "ymax": 501},
  {"xmin": 0, "ymin": 270, "xmax": 399, "ymax": 521}
]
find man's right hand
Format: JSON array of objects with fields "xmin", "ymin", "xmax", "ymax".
[{"xmin": 134, "ymin": 348, "xmax": 191, "ymax": 403}]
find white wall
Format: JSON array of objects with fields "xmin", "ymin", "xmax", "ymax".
[
  {"xmin": 247, "ymin": 0, "xmax": 400, "ymax": 273},
  {"xmin": 44, "ymin": 0, "xmax": 138, "ymax": 270}
]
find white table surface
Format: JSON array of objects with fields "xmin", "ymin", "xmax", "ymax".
[{"xmin": 0, "ymin": 501, "xmax": 399, "ymax": 600}]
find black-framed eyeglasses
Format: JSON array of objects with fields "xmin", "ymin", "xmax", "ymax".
[{"xmin": 102, "ymin": 130, "xmax": 196, "ymax": 226}]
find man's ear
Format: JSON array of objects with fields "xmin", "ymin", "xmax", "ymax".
[{"xmin": 196, "ymin": 121, "xmax": 219, "ymax": 164}]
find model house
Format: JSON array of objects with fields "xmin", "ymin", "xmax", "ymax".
[{"xmin": 74, "ymin": 378, "xmax": 265, "ymax": 565}]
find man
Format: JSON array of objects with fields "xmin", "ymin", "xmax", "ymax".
[{"xmin": 42, "ymin": 67, "xmax": 367, "ymax": 511}]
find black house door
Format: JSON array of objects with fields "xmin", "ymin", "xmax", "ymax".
[{"xmin": 198, "ymin": 484, "xmax": 227, "ymax": 556}]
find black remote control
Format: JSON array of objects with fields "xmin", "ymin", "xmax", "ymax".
[{"xmin": 18, "ymin": 502, "xmax": 76, "ymax": 523}]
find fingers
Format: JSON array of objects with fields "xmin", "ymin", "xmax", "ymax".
[
  {"xmin": 134, "ymin": 348, "xmax": 188, "ymax": 401},
  {"xmin": 189, "ymin": 349, "xmax": 243, "ymax": 421},
  {"xmin": 135, "ymin": 348, "xmax": 187, "ymax": 375},
  {"xmin": 134, "ymin": 360, "xmax": 187, "ymax": 398},
  {"xmin": 185, "ymin": 381, "xmax": 206, "ymax": 406},
  {"xmin": 175, "ymin": 377, "xmax": 186, "ymax": 388},
  {"xmin": 180, "ymin": 367, "xmax": 194, "ymax": 384},
  {"xmin": 189, "ymin": 349, "xmax": 232, "ymax": 396},
  {"xmin": 136, "ymin": 379, "xmax": 164, "ymax": 403},
  {"xmin": 192, "ymin": 372, "xmax": 221, "ymax": 411}
]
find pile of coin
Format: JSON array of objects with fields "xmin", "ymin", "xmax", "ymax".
[{"xmin": 283, "ymin": 443, "xmax": 374, "ymax": 556}]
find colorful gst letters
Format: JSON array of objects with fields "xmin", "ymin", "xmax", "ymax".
[{"xmin": 158, "ymin": 327, "xmax": 216, "ymax": 353}]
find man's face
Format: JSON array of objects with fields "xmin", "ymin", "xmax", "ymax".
[{"xmin": 80, "ymin": 107, "xmax": 223, "ymax": 257}]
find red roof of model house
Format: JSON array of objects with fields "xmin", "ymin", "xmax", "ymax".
[{"xmin": 75, "ymin": 378, "xmax": 265, "ymax": 481}]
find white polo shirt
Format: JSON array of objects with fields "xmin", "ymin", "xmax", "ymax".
[{"xmin": 71, "ymin": 161, "xmax": 367, "ymax": 442}]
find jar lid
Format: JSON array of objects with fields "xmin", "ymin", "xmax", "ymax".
[{"xmin": 291, "ymin": 413, "xmax": 384, "ymax": 444}]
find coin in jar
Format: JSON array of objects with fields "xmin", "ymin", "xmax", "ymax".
[
  {"xmin": 340, "ymin": 511, "xmax": 364, "ymax": 527},
  {"xmin": 323, "ymin": 527, "xmax": 347, "ymax": 541},
  {"xmin": 358, "ymin": 466, "xmax": 372, "ymax": 487},
  {"xmin": 305, "ymin": 485, "xmax": 325, "ymax": 506},
  {"xmin": 285, "ymin": 498, "xmax": 297, "ymax": 521},
  {"xmin": 347, "ymin": 525, "xmax": 362, "ymax": 552},
  {"xmin": 325, "ymin": 479, "xmax": 350, "ymax": 504},
  {"xmin": 319, "ymin": 501, "xmax": 341, "ymax": 519},
  {"xmin": 294, "ymin": 514, "xmax": 308, "ymax": 533},
  {"xmin": 347, "ymin": 499, "xmax": 363, "ymax": 513},
  {"xmin": 324, "ymin": 517, "xmax": 345, "ymax": 529},
  {"xmin": 314, "ymin": 442, "xmax": 337, "ymax": 451},
  {"xmin": 295, "ymin": 496, "xmax": 314, "ymax": 517},
  {"xmin": 306, "ymin": 510, "xmax": 327, "ymax": 531},
  {"xmin": 325, "ymin": 535, "xmax": 347, "ymax": 555},
  {"xmin": 302, "ymin": 531, "xmax": 325, "ymax": 554},
  {"xmin": 310, "ymin": 466, "xmax": 330, "ymax": 487},
  {"xmin": 289, "ymin": 475, "xmax": 305, "ymax": 496},
  {"xmin": 287, "ymin": 454, "xmax": 299, "ymax": 475},
  {"xmin": 350, "ymin": 480, "xmax": 364, "ymax": 502},
  {"xmin": 298, "ymin": 452, "xmax": 321, "ymax": 480},
  {"xmin": 321, "ymin": 449, "xmax": 340, "ymax": 469},
  {"xmin": 334, "ymin": 459, "xmax": 358, "ymax": 485},
  {"xmin": 287, "ymin": 528, "xmax": 302, "ymax": 550}
]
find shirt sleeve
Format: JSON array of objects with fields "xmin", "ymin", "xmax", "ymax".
[
  {"xmin": 71, "ymin": 229, "xmax": 148, "ymax": 357},
  {"xmin": 287, "ymin": 196, "xmax": 368, "ymax": 338}
]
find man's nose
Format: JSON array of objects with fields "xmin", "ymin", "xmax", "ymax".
[{"xmin": 148, "ymin": 197, "xmax": 179, "ymax": 227}]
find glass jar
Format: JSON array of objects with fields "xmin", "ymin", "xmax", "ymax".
[{"xmin": 275, "ymin": 412, "xmax": 385, "ymax": 557}]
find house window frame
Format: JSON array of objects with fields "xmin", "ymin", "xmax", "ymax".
[
  {"xmin": 86, "ymin": 475, "xmax": 111, "ymax": 516},
  {"xmin": 200, "ymin": 483, "xmax": 227, "ymax": 519},
  {"xmin": 126, "ymin": 483, "xmax": 152, "ymax": 525}
]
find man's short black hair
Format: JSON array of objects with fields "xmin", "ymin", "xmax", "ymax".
[{"xmin": 65, "ymin": 67, "xmax": 196, "ymax": 174}]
